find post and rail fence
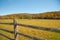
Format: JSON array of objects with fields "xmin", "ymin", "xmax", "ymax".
[{"xmin": 0, "ymin": 19, "xmax": 60, "ymax": 40}]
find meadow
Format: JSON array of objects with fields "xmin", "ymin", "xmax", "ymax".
[{"xmin": 0, "ymin": 19, "xmax": 60, "ymax": 40}]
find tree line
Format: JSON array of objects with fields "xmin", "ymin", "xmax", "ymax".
[{"xmin": 0, "ymin": 11, "xmax": 60, "ymax": 19}]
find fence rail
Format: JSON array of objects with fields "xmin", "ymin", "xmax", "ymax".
[
  {"xmin": 0, "ymin": 23, "xmax": 60, "ymax": 33},
  {"xmin": 0, "ymin": 33, "xmax": 14, "ymax": 40},
  {"xmin": 0, "ymin": 19, "xmax": 60, "ymax": 40},
  {"xmin": 0, "ymin": 28, "xmax": 43, "ymax": 40}
]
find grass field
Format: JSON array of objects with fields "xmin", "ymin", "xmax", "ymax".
[{"xmin": 0, "ymin": 19, "xmax": 60, "ymax": 40}]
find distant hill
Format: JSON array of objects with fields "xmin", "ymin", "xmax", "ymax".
[{"xmin": 0, "ymin": 11, "xmax": 60, "ymax": 19}]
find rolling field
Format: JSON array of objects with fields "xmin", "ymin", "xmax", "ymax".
[{"xmin": 0, "ymin": 19, "xmax": 60, "ymax": 40}]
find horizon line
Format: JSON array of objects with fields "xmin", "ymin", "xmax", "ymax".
[{"xmin": 0, "ymin": 10, "xmax": 60, "ymax": 16}]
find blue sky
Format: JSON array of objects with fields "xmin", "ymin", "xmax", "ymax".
[{"xmin": 0, "ymin": 0, "xmax": 60, "ymax": 15}]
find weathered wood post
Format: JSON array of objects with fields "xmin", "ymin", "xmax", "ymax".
[{"xmin": 13, "ymin": 19, "xmax": 17, "ymax": 40}]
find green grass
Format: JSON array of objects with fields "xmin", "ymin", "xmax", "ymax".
[{"xmin": 0, "ymin": 19, "xmax": 60, "ymax": 40}]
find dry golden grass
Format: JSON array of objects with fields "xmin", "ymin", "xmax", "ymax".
[
  {"xmin": 17, "ymin": 19, "xmax": 60, "ymax": 28},
  {"xmin": 0, "ymin": 19, "xmax": 60, "ymax": 40}
]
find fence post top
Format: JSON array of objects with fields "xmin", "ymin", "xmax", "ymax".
[{"xmin": 13, "ymin": 18, "xmax": 17, "ymax": 25}]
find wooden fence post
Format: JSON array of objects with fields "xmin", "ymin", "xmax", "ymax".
[{"xmin": 13, "ymin": 19, "xmax": 17, "ymax": 40}]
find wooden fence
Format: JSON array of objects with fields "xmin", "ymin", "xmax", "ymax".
[{"xmin": 0, "ymin": 19, "xmax": 60, "ymax": 40}]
